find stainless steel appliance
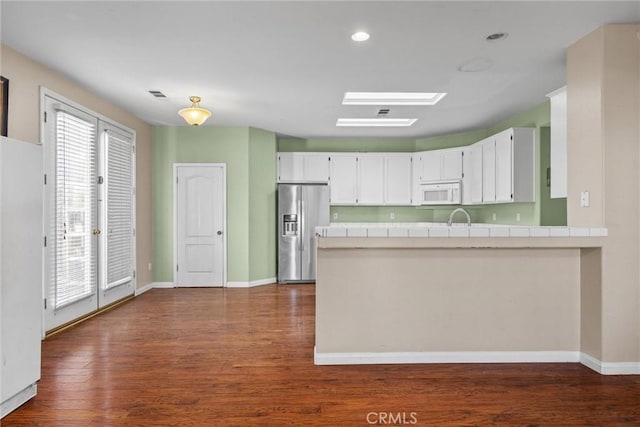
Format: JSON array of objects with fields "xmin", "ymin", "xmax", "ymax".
[{"xmin": 278, "ymin": 183, "xmax": 330, "ymax": 283}]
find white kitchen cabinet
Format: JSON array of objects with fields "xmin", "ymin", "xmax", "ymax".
[
  {"xmin": 278, "ymin": 152, "xmax": 303, "ymax": 182},
  {"xmin": 417, "ymin": 148, "xmax": 463, "ymax": 182},
  {"xmin": 303, "ymin": 154, "xmax": 330, "ymax": 182},
  {"xmin": 547, "ymin": 86, "xmax": 567, "ymax": 198},
  {"xmin": 385, "ymin": 154, "xmax": 412, "ymax": 205},
  {"xmin": 1, "ymin": 137, "xmax": 42, "ymax": 418},
  {"xmin": 479, "ymin": 128, "xmax": 535, "ymax": 204},
  {"xmin": 482, "ymin": 138, "xmax": 497, "ymax": 203},
  {"xmin": 419, "ymin": 150, "xmax": 441, "ymax": 182},
  {"xmin": 357, "ymin": 155, "xmax": 385, "ymax": 205},
  {"xmin": 470, "ymin": 142, "xmax": 484, "ymax": 204},
  {"xmin": 329, "ymin": 154, "xmax": 358, "ymax": 204},
  {"xmin": 277, "ymin": 152, "xmax": 329, "ymax": 183},
  {"xmin": 495, "ymin": 130, "xmax": 513, "ymax": 203},
  {"xmin": 441, "ymin": 148, "xmax": 464, "ymax": 180}
]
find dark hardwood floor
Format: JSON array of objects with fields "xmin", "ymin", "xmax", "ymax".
[{"xmin": 4, "ymin": 285, "xmax": 640, "ymax": 426}]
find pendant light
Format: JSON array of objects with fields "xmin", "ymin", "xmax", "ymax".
[{"xmin": 178, "ymin": 96, "xmax": 212, "ymax": 126}]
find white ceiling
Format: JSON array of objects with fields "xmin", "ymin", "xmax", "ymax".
[{"xmin": 1, "ymin": 1, "xmax": 638, "ymax": 139}]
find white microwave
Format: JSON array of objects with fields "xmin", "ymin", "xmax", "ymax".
[{"xmin": 419, "ymin": 181, "xmax": 461, "ymax": 205}]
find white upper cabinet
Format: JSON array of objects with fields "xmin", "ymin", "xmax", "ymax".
[
  {"xmin": 470, "ymin": 142, "xmax": 484, "ymax": 204},
  {"xmin": 277, "ymin": 152, "xmax": 329, "ymax": 183},
  {"xmin": 495, "ymin": 130, "xmax": 513, "ymax": 203},
  {"xmin": 478, "ymin": 128, "xmax": 535, "ymax": 204},
  {"xmin": 358, "ymin": 155, "xmax": 385, "ymax": 205},
  {"xmin": 417, "ymin": 148, "xmax": 463, "ymax": 182},
  {"xmin": 482, "ymin": 138, "xmax": 497, "ymax": 203},
  {"xmin": 419, "ymin": 150, "xmax": 442, "ymax": 182},
  {"xmin": 329, "ymin": 154, "xmax": 358, "ymax": 204},
  {"xmin": 441, "ymin": 148, "xmax": 464, "ymax": 180},
  {"xmin": 278, "ymin": 152, "xmax": 304, "ymax": 182},
  {"xmin": 385, "ymin": 154, "xmax": 412, "ymax": 205},
  {"xmin": 547, "ymin": 86, "xmax": 567, "ymax": 198},
  {"xmin": 303, "ymin": 154, "xmax": 330, "ymax": 182}
]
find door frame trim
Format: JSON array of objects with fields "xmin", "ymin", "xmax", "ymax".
[{"xmin": 172, "ymin": 163, "xmax": 227, "ymax": 287}]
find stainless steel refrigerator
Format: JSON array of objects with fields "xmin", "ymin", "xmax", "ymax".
[{"xmin": 278, "ymin": 183, "xmax": 330, "ymax": 283}]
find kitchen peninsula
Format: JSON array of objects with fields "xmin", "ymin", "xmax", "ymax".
[{"xmin": 314, "ymin": 223, "xmax": 606, "ymax": 372}]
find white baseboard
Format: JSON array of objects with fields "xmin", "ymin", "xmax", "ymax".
[
  {"xmin": 152, "ymin": 282, "xmax": 175, "ymax": 289},
  {"xmin": 580, "ymin": 352, "xmax": 640, "ymax": 375},
  {"xmin": 314, "ymin": 348, "xmax": 580, "ymax": 366},
  {"xmin": 226, "ymin": 277, "xmax": 276, "ymax": 288},
  {"xmin": 135, "ymin": 282, "xmax": 154, "ymax": 296},
  {"xmin": 135, "ymin": 282, "xmax": 174, "ymax": 295},
  {"xmin": 1, "ymin": 383, "xmax": 37, "ymax": 418}
]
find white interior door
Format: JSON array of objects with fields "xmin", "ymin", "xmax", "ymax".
[{"xmin": 175, "ymin": 164, "xmax": 226, "ymax": 287}]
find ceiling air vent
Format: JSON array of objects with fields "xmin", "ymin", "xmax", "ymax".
[
  {"xmin": 148, "ymin": 90, "xmax": 167, "ymax": 98},
  {"xmin": 377, "ymin": 108, "xmax": 390, "ymax": 116}
]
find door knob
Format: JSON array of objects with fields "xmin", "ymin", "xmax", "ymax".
[
  {"xmin": 217, "ymin": 230, "xmax": 223, "ymax": 235},
  {"xmin": 92, "ymin": 228, "xmax": 101, "ymax": 235}
]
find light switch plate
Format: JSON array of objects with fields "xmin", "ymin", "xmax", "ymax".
[
  {"xmin": 580, "ymin": 191, "xmax": 590, "ymax": 207},
  {"xmin": 333, "ymin": 212, "xmax": 338, "ymax": 220}
]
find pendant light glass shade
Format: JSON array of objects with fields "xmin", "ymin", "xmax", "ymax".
[{"xmin": 178, "ymin": 96, "xmax": 211, "ymax": 126}]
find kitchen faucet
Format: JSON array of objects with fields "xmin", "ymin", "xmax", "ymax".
[{"xmin": 448, "ymin": 207, "xmax": 471, "ymax": 227}]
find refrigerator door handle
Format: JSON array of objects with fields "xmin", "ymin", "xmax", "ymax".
[
  {"xmin": 299, "ymin": 198, "xmax": 304, "ymax": 251},
  {"xmin": 297, "ymin": 198, "xmax": 303, "ymax": 251}
]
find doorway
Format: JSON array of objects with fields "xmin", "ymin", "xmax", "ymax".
[
  {"xmin": 43, "ymin": 92, "xmax": 136, "ymax": 332},
  {"xmin": 173, "ymin": 164, "xmax": 226, "ymax": 287}
]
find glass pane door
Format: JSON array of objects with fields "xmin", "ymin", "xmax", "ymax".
[{"xmin": 44, "ymin": 97, "xmax": 99, "ymax": 331}]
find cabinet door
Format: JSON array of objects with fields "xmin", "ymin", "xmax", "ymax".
[
  {"xmin": 329, "ymin": 155, "xmax": 358, "ymax": 204},
  {"xmin": 441, "ymin": 149, "xmax": 463, "ymax": 180},
  {"xmin": 470, "ymin": 142, "xmax": 484, "ymax": 204},
  {"xmin": 303, "ymin": 154, "xmax": 330, "ymax": 182},
  {"xmin": 357, "ymin": 155, "xmax": 385, "ymax": 205},
  {"xmin": 482, "ymin": 139, "xmax": 496, "ymax": 203},
  {"xmin": 420, "ymin": 151, "xmax": 441, "ymax": 182},
  {"xmin": 495, "ymin": 131, "xmax": 513, "ymax": 203},
  {"xmin": 385, "ymin": 154, "xmax": 412, "ymax": 205},
  {"xmin": 278, "ymin": 152, "xmax": 304, "ymax": 182}
]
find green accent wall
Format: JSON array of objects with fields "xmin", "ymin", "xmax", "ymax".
[
  {"xmin": 278, "ymin": 138, "xmax": 415, "ymax": 152},
  {"xmin": 152, "ymin": 126, "xmax": 277, "ymax": 283},
  {"xmin": 249, "ymin": 128, "xmax": 277, "ymax": 281},
  {"xmin": 277, "ymin": 101, "xmax": 568, "ymax": 226}
]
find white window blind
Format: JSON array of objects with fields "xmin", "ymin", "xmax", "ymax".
[
  {"xmin": 103, "ymin": 127, "xmax": 134, "ymax": 289},
  {"xmin": 53, "ymin": 110, "xmax": 97, "ymax": 309}
]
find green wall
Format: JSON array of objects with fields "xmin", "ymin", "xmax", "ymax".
[
  {"xmin": 249, "ymin": 128, "xmax": 277, "ymax": 281},
  {"xmin": 152, "ymin": 126, "xmax": 277, "ymax": 283},
  {"xmin": 277, "ymin": 101, "xmax": 567, "ymax": 226}
]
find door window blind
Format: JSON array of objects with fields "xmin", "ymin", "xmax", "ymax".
[
  {"xmin": 53, "ymin": 110, "xmax": 97, "ymax": 309},
  {"xmin": 104, "ymin": 128, "xmax": 133, "ymax": 289}
]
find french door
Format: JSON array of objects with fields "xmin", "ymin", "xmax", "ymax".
[{"xmin": 43, "ymin": 94, "xmax": 135, "ymax": 331}]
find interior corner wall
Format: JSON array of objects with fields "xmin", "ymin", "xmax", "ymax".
[
  {"xmin": 248, "ymin": 127, "xmax": 277, "ymax": 282},
  {"xmin": 568, "ymin": 24, "xmax": 640, "ymax": 364},
  {"xmin": 0, "ymin": 44, "xmax": 153, "ymax": 289},
  {"xmin": 151, "ymin": 126, "xmax": 251, "ymax": 283}
]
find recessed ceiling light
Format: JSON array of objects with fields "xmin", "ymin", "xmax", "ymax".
[
  {"xmin": 336, "ymin": 118, "xmax": 417, "ymax": 127},
  {"xmin": 486, "ymin": 32, "xmax": 508, "ymax": 42},
  {"xmin": 342, "ymin": 92, "xmax": 447, "ymax": 106},
  {"xmin": 351, "ymin": 31, "xmax": 370, "ymax": 42}
]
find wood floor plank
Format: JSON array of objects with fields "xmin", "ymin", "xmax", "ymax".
[{"xmin": 3, "ymin": 285, "xmax": 640, "ymax": 426}]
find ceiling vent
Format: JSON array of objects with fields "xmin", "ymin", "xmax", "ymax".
[
  {"xmin": 377, "ymin": 108, "xmax": 390, "ymax": 116},
  {"xmin": 148, "ymin": 90, "xmax": 167, "ymax": 98}
]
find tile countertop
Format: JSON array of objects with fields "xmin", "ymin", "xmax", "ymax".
[{"xmin": 315, "ymin": 222, "xmax": 608, "ymax": 238}]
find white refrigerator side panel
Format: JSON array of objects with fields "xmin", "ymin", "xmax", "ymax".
[{"xmin": 1, "ymin": 137, "xmax": 43, "ymax": 417}]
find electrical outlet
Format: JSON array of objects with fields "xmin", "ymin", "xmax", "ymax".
[
  {"xmin": 390, "ymin": 212, "xmax": 395, "ymax": 220},
  {"xmin": 516, "ymin": 213, "xmax": 521, "ymax": 222},
  {"xmin": 148, "ymin": 262, "xmax": 152, "ymax": 271},
  {"xmin": 492, "ymin": 213, "xmax": 497, "ymax": 221},
  {"xmin": 333, "ymin": 212, "xmax": 338, "ymax": 220}
]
